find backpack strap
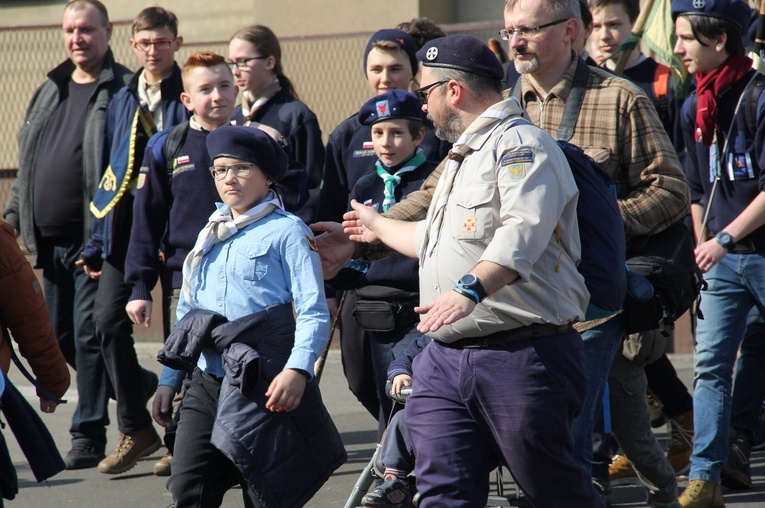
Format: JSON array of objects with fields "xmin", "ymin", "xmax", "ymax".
[
  {"xmin": 163, "ymin": 121, "xmax": 190, "ymax": 177},
  {"xmin": 744, "ymin": 75, "xmax": 765, "ymax": 138},
  {"xmin": 557, "ymin": 58, "xmax": 590, "ymax": 142},
  {"xmin": 653, "ymin": 64, "xmax": 671, "ymax": 129},
  {"xmin": 511, "ymin": 56, "xmax": 589, "ymax": 141}
]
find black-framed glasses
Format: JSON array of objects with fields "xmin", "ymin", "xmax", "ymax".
[
  {"xmin": 209, "ymin": 163, "xmax": 255, "ymax": 180},
  {"xmin": 227, "ymin": 56, "xmax": 268, "ymax": 70},
  {"xmin": 133, "ymin": 38, "xmax": 176, "ymax": 52},
  {"xmin": 414, "ymin": 80, "xmax": 449, "ymax": 105},
  {"xmin": 499, "ymin": 18, "xmax": 569, "ymax": 40}
]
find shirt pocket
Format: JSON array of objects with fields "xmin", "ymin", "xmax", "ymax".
[
  {"xmin": 449, "ymin": 185, "xmax": 496, "ymax": 241},
  {"xmin": 234, "ymin": 241, "xmax": 270, "ymax": 281}
]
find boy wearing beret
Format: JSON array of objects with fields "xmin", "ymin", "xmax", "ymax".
[
  {"xmin": 672, "ymin": 0, "xmax": 762, "ymax": 506},
  {"xmin": 337, "ymin": 89, "xmax": 438, "ymax": 440},
  {"xmin": 155, "ymin": 125, "xmax": 341, "ymax": 506}
]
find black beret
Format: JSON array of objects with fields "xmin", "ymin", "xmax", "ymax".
[
  {"xmin": 206, "ymin": 125, "xmax": 288, "ymax": 183},
  {"xmin": 671, "ymin": 0, "xmax": 752, "ymax": 32},
  {"xmin": 363, "ymin": 29, "xmax": 418, "ymax": 77},
  {"xmin": 416, "ymin": 34, "xmax": 504, "ymax": 80},
  {"xmin": 359, "ymin": 89, "xmax": 425, "ymax": 126}
]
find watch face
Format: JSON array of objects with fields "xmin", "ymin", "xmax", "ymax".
[{"xmin": 460, "ymin": 274, "xmax": 478, "ymax": 287}]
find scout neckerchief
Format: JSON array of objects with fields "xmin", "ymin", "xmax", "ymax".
[
  {"xmin": 181, "ymin": 191, "xmax": 283, "ymax": 307},
  {"xmin": 375, "ymin": 149, "xmax": 426, "ymax": 212},
  {"xmin": 137, "ymin": 71, "xmax": 162, "ymax": 130},
  {"xmin": 420, "ymin": 98, "xmax": 523, "ymax": 264},
  {"xmin": 694, "ymin": 55, "xmax": 752, "ymax": 147},
  {"xmin": 240, "ymin": 78, "xmax": 281, "ymax": 125}
]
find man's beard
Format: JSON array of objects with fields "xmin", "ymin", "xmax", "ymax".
[
  {"xmin": 513, "ymin": 53, "xmax": 540, "ymax": 74},
  {"xmin": 433, "ymin": 108, "xmax": 464, "ymax": 143}
]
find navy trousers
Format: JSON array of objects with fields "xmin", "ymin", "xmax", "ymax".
[{"xmin": 406, "ymin": 330, "xmax": 604, "ymax": 508}]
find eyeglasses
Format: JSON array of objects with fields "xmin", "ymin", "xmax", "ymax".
[
  {"xmin": 499, "ymin": 18, "xmax": 569, "ymax": 40},
  {"xmin": 133, "ymin": 38, "xmax": 176, "ymax": 52},
  {"xmin": 227, "ymin": 56, "xmax": 268, "ymax": 70},
  {"xmin": 414, "ymin": 80, "xmax": 449, "ymax": 105},
  {"xmin": 209, "ymin": 163, "xmax": 255, "ymax": 180}
]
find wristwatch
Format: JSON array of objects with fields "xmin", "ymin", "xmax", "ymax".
[
  {"xmin": 453, "ymin": 273, "xmax": 486, "ymax": 304},
  {"xmin": 715, "ymin": 231, "xmax": 735, "ymax": 250}
]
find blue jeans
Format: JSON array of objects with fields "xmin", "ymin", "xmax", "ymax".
[
  {"xmin": 571, "ymin": 316, "xmax": 625, "ymax": 469},
  {"xmin": 730, "ymin": 309, "xmax": 765, "ymax": 438},
  {"xmin": 38, "ymin": 236, "xmax": 110, "ymax": 447},
  {"xmin": 691, "ymin": 252, "xmax": 765, "ymax": 482}
]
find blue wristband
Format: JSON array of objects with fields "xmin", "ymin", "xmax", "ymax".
[{"xmin": 453, "ymin": 284, "xmax": 480, "ymax": 304}]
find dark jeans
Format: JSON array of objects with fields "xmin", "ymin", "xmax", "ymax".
[
  {"xmin": 168, "ymin": 369, "xmax": 260, "ymax": 508},
  {"xmin": 339, "ymin": 291, "xmax": 379, "ymax": 420},
  {"xmin": 368, "ymin": 325, "xmax": 418, "ymax": 439},
  {"xmin": 731, "ymin": 309, "xmax": 765, "ymax": 438},
  {"xmin": 38, "ymin": 235, "xmax": 109, "ymax": 447},
  {"xmin": 379, "ymin": 410, "xmax": 414, "ymax": 475},
  {"xmin": 95, "ymin": 256, "xmax": 153, "ymax": 434}
]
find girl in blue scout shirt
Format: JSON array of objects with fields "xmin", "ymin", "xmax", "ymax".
[
  {"xmin": 228, "ymin": 25, "xmax": 325, "ymax": 224},
  {"xmin": 332, "ymin": 89, "xmax": 439, "ymax": 436},
  {"xmin": 672, "ymin": 0, "xmax": 763, "ymax": 505},
  {"xmin": 153, "ymin": 125, "xmax": 344, "ymax": 507}
]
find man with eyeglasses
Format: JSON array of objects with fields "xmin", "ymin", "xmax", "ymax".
[
  {"xmin": 503, "ymin": 0, "xmax": 689, "ymax": 503},
  {"xmin": 78, "ymin": 6, "xmax": 189, "ymax": 476},
  {"xmin": 3, "ymin": 0, "xmax": 132, "ymax": 471},
  {"xmin": 343, "ymin": 34, "xmax": 604, "ymax": 507}
]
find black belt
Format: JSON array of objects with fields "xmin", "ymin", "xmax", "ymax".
[
  {"xmin": 729, "ymin": 237, "xmax": 765, "ymax": 253},
  {"xmin": 443, "ymin": 323, "xmax": 573, "ymax": 349}
]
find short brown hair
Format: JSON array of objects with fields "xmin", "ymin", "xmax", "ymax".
[
  {"xmin": 132, "ymin": 6, "xmax": 179, "ymax": 36},
  {"xmin": 182, "ymin": 51, "xmax": 230, "ymax": 85},
  {"xmin": 589, "ymin": 0, "xmax": 640, "ymax": 24}
]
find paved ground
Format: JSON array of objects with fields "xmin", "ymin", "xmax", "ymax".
[{"xmin": 4, "ymin": 347, "xmax": 765, "ymax": 507}]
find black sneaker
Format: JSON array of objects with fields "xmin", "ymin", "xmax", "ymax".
[
  {"xmin": 720, "ymin": 434, "xmax": 752, "ymax": 490},
  {"xmin": 362, "ymin": 476, "xmax": 412, "ymax": 507},
  {"xmin": 65, "ymin": 442, "xmax": 106, "ymax": 470}
]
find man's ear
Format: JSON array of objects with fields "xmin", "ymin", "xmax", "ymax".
[
  {"xmin": 105, "ymin": 22, "xmax": 113, "ymax": 41},
  {"xmin": 564, "ymin": 18, "xmax": 580, "ymax": 45},
  {"xmin": 174, "ymin": 36, "xmax": 184, "ymax": 51},
  {"xmin": 180, "ymin": 92, "xmax": 194, "ymax": 113}
]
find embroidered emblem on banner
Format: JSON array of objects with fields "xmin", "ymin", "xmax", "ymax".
[
  {"xmin": 463, "ymin": 217, "xmax": 476, "ymax": 232},
  {"xmin": 306, "ymin": 235, "xmax": 318, "ymax": 252},
  {"xmin": 99, "ymin": 167, "xmax": 118, "ymax": 191}
]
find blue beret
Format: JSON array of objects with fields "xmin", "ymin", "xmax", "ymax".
[
  {"xmin": 206, "ymin": 125, "xmax": 288, "ymax": 183},
  {"xmin": 359, "ymin": 90, "xmax": 425, "ymax": 126},
  {"xmin": 671, "ymin": 0, "xmax": 752, "ymax": 32},
  {"xmin": 416, "ymin": 35, "xmax": 504, "ymax": 80},
  {"xmin": 363, "ymin": 29, "xmax": 418, "ymax": 78}
]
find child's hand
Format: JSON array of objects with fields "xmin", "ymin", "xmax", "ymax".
[
  {"xmin": 265, "ymin": 369, "xmax": 307, "ymax": 412},
  {"xmin": 391, "ymin": 374, "xmax": 412, "ymax": 395}
]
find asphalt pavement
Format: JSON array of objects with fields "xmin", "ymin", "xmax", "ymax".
[{"xmin": 4, "ymin": 346, "xmax": 765, "ymax": 507}]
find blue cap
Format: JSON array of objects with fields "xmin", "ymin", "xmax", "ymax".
[
  {"xmin": 416, "ymin": 34, "xmax": 504, "ymax": 80},
  {"xmin": 359, "ymin": 89, "xmax": 425, "ymax": 126},
  {"xmin": 671, "ymin": 0, "xmax": 752, "ymax": 32},
  {"xmin": 363, "ymin": 29, "xmax": 418, "ymax": 77},
  {"xmin": 206, "ymin": 125, "xmax": 288, "ymax": 183}
]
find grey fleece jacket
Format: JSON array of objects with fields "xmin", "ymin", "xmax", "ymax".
[{"xmin": 4, "ymin": 49, "xmax": 131, "ymax": 265}]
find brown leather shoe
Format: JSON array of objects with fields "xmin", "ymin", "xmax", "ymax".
[
  {"xmin": 609, "ymin": 454, "xmax": 639, "ymax": 485},
  {"xmin": 678, "ymin": 480, "xmax": 724, "ymax": 508},
  {"xmin": 97, "ymin": 425, "xmax": 162, "ymax": 474},
  {"xmin": 154, "ymin": 452, "xmax": 172, "ymax": 476}
]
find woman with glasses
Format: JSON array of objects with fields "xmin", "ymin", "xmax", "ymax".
[{"xmin": 228, "ymin": 25, "xmax": 325, "ymax": 223}]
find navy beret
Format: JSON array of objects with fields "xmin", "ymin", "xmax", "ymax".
[
  {"xmin": 206, "ymin": 125, "xmax": 288, "ymax": 183},
  {"xmin": 416, "ymin": 34, "xmax": 504, "ymax": 80},
  {"xmin": 363, "ymin": 29, "xmax": 418, "ymax": 78},
  {"xmin": 671, "ymin": 0, "xmax": 752, "ymax": 32},
  {"xmin": 359, "ymin": 89, "xmax": 425, "ymax": 126}
]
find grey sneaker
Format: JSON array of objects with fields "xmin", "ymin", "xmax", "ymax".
[{"xmin": 362, "ymin": 476, "xmax": 412, "ymax": 507}]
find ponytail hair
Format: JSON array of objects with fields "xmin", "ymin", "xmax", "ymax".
[{"xmin": 230, "ymin": 25, "xmax": 298, "ymax": 99}]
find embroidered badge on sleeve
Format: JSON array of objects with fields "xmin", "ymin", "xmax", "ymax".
[
  {"xmin": 306, "ymin": 235, "xmax": 319, "ymax": 252},
  {"xmin": 500, "ymin": 148, "xmax": 533, "ymax": 182}
]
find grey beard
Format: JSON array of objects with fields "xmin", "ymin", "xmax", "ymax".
[
  {"xmin": 514, "ymin": 54, "xmax": 540, "ymax": 75},
  {"xmin": 433, "ymin": 109, "xmax": 464, "ymax": 143}
]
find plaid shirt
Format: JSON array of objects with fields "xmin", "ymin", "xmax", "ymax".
[
  {"xmin": 366, "ymin": 55, "xmax": 690, "ymax": 259},
  {"xmin": 519, "ymin": 55, "xmax": 689, "ymax": 241}
]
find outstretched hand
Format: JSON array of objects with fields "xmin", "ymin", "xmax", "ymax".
[
  {"xmin": 416, "ymin": 291, "xmax": 476, "ymax": 333},
  {"xmin": 310, "ymin": 222, "xmax": 355, "ymax": 279},
  {"xmin": 343, "ymin": 200, "xmax": 381, "ymax": 244}
]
